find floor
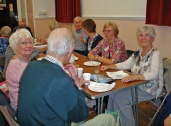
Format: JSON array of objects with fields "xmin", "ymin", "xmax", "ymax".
[{"xmin": 86, "ymin": 101, "xmax": 159, "ymax": 126}]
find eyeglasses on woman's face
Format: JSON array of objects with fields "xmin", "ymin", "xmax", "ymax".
[
  {"xmin": 20, "ymin": 41, "xmax": 34, "ymax": 46},
  {"xmin": 139, "ymin": 34, "xmax": 151, "ymax": 38},
  {"xmin": 103, "ymin": 29, "xmax": 113, "ymax": 33}
]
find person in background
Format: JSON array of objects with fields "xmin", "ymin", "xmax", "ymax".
[
  {"xmin": 101, "ymin": 26, "xmax": 163, "ymax": 126},
  {"xmin": 49, "ymin": 20, "xmax": 60, "ymax": 31},
  {"xmin": 0, "ymin": 26, "xmax": 11, "ymax": 71},
  {"xmin": 82, "ymin": 18, "xmax": 103, "ymax": 56},
  {"xmin": 3, "ymin": 26, "xmax": 39, "ymax": 75},
  {"xmin": 44, "ymin": 20, "xmax": 60, "ymax": 39},
  {"xmin": 19, "ymin": 20, "xmax": 33, "ymax": 36},
  {"xmin": 5, "ymin": 29, "xmax": 34, "ymax": 111},
  {"xmin": 17, "ymin": 28, "xmax": 115, "ymax": 126},
  {"xmin": 88, "ymin": 22, "xmax": 128, "ymax": 65},
  {"xmin": 73, "ymin": 16, "xmax": 87, "ymax": 55}
]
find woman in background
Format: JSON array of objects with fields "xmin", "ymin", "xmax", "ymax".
[
  {"xmin": 5, "ymin": 29, "xmax": 34, "ymax": 111},
  {"xmin": 0, "ymin": 26, "xmax": 11, "ymax": 71},
  {"xmin": 88, "ymin": 22, "xmax": 128, "ymax": 65},
  {"xmin": 49, "ymin": 20, "xmax": 60, "ymax": 31},
  {"xmin": 3, "ymin": 27, "xmax": 39, "ymax": 74},
  {"xmin": 82, "ymin": 19, "xmax": 103, "ymax": 56}
]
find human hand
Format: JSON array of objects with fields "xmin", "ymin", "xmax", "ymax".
[
  {"xmin": 101, "ymin": 65, "xmax": 109, "ymax": 71},
  {"xmin": 164, "ymin": 115, "xmax": 171, "ymax": 126},
  {"xmin": 121, "ymin": 75, "xmax": 137, "ymax": 83},
  {"xmin": 79, "ymin": 34, "xmax": 85, "ymax": 43},
  {"xmin": 65, "ymin": 64, "xmax": 84, "ymax": 87}
]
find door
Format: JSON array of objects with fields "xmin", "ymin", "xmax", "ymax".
[{"xmin": 0, "ymin": 0, "xmax": 18, "ymax": 30}]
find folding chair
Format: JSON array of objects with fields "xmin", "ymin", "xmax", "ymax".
[
  {"xmin": 148, "ymin": 58, "xmax": 171, "ymax": 126},
  {"xmin": 0, "ymin": 105, "xmax": 19, "ymax": 126},
  {"xmin": 0, "ymin": 55, "xmax": 5, "ymax": 82}
]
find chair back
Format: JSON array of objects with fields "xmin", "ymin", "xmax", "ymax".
[
  {"xmin": 0, "ymin": 105, "xmax": 19, "ymax": 126},
  {"xmin": 0, "ymin": 55, "xmax": 5, "ymax": 67},
  {"xmin": 163, "ymin": 58, "xmax": 171, "ymax": 94}
]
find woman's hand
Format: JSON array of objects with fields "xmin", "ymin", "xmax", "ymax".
[
  {"xmin": 121, "ymin": 75, "xmax": 139, "ymax": 83},
  {"xmin": 65, "ymin": 64, "xmax": 85, "ymax": 87},
  {"xmin": 101, "ymin": 65, "xmax": 109, "ymax": 71},
  {"xmin": 101, "ymin": 64, "xmax": 116, "ymax": 71}
]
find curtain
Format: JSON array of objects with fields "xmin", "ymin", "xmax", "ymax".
[
  {"xmin": 55, "ymin": 0, "xmax": 81, "ymax": 23},
  {"xmin": 146, "ymin": 0, "xmax": 171, "ymax": 27}
]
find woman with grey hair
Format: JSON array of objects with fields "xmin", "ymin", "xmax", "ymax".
[
  {"xmin": 5, "ymin": 28, "xmax": 34, "ymax": 111},
  {"xmin": 101, "ymin": 26, "xmax": 163, "ymax": 126},
  {"xmin": 3, "ymin": 27, "xmax": 39, "ymax": 74}
]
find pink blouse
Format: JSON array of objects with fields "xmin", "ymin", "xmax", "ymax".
[{"xmin": 5, "ymin": 58, "xmax": 28, "ymax": 111}]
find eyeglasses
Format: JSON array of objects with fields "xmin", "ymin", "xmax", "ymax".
[
  {"xmin": 103, "ymin": 30, "xmax": 113, "ymax": 33},
  {"xmin": 20, "ymin": 41, "xmax": 34, "ymax": 46},
  {"xmin": 139, "ymin": 34, "xmax": 151, "ymax": 38}
]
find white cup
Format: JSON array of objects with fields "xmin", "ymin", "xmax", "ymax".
[
  {"xmin": 83, "ymin": 73, "xmax": 91, "ymax": 85},
  {"xmin": 77, "ymin": 68, "xmax": 83, "ymax": 78},
  {"xmin": 69, "ymin": 54, "xmax": 75, "ymax": 64}
]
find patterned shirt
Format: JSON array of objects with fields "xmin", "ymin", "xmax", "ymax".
[
  {"xmin": 90, "ymin": 38, "xmax": 128, "ymax": 63},
  {"xmin": 44, "ymin": 55, "xmax": 65, "ymax": 70},
  {"xmin": 0, "ymin": 38, "xmax": 9, "ymax": 70}
]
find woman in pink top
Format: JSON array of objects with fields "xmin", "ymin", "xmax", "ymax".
[
  {"xmin": 88, "ymin": 22, "xmax": 128, "ymax": 65},
  {"xmin": 5, "ymin": 29, "xmax": 33, "ymax": 111}
]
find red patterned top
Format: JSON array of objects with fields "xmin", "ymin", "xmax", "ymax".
[{"xmin": 90, "ymin": 38, "xmax": 128, "ymax": 63}]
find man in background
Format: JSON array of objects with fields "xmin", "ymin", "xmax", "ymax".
[
  {"xmin": 19, "ymin": 20, "xmax": 33, "ymax": 37},
  {"xmin": 73, "ymin": 16, "xmax": 87, "ymax": 55}
]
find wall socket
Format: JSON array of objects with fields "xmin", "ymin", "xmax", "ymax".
[{"xmin": 37, "ymin": 10, "xmax": 47, "ymax": 15}]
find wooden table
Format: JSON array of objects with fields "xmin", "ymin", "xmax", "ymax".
[
  {"xmin": 36, "ymin": 52, "xmax": 147, "ymax": 126},
  {"xmin": 74, "ymin": 53, "xmax": 147, "ymax": 126}
]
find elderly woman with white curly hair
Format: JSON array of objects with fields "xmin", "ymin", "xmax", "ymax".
[{"xmin": 5, "ymin": 28, "xmax": 34, "ymax": 111}]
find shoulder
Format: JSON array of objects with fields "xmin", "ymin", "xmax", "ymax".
[
  {"xmin": 96, "ymin": 34, "xmax": 103, "ymax": 40},
  {"xmin": 0, "ymin": 38, "xmax": 9, "ymax": 43},
  {"xmin": 115, "ymin": 38, "xmax": 124, "ymax": 44}
]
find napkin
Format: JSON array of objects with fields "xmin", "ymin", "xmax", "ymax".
[
  {"xmin": 88, "ymin": 81, "xmax": 115, "ymax": 92},
  {"xmin": 106, "ymin": 70, "xmax": 129, "ymax": 79},
  {"xmin": 91, "ymin": 74, "xmax": 113, "ymax": 83}
]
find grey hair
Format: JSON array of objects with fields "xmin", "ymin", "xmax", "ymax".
[
  {"xmin": 137, "ymin": 26, "xmax": 156, "ymax": 39},
  {"xmin": 9, "ymin": 29, "xmax": 33, "ymax": 53},
  {"xmin": 0, "ymin": 26, "xmax": 12, "ymax": 37},
  {"xmin": 47, "ymin": 28, "xmax": 75, "ymax": 56},
  {"xmin": 73, "ymin": 16, "xmax": 83, "ymax": 23}
]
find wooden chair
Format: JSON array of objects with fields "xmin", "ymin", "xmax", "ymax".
[{"xmin": 0, "ymin": 55, "xmax": 5, "ymax": 82}]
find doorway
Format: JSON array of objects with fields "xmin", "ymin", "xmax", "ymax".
[{"xmin": 0, "ymin": 0, "xmax": 18, "ymax": 30}]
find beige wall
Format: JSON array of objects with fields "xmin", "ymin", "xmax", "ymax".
[{"xmin": 35, "ymin": 18, "xmax": 171, "ymax": 59}]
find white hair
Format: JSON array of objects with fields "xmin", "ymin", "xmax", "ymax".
[
  {"xmin": 47, "ymin": 28, "xmax": 75, "ymax": 56},
  {"xmin": 137, "ymin": 26, "xmax": 156, "ymax": 38},
  {"xmin": 9, "ymin": 29, "xmax": 33, "ymax": 52}
]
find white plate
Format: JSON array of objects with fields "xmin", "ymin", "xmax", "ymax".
[
  {"xmin": 88, "ymin": 81, "xmax": 115, "ymax": 92},
  {"xmin": 34, "ymin": 45, "xmax": 48, "ymax": 49},
  {"xmin": 106, "ymin": 70, "xmax": 129, "ymax": 79},
  {"xmin": 75, "ymin": 56, "xmax": 79, "ymax": 60},
  {"xmin": 37, "ymin": 57, "xmax": 44, "ymax": 60},
  {"xmin": 83, "ymin": 61, "xmax": 101, "ymax": 66}
]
